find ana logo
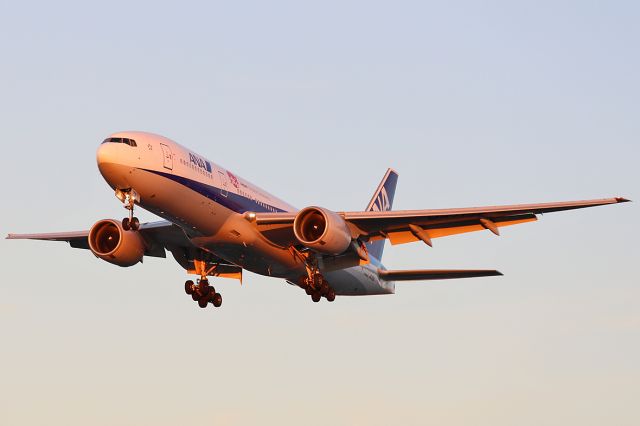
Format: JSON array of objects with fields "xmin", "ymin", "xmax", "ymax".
[
  {"xmin": 189, "ymin": 153, "xmax": 212, "ymax": 173},
  {"xmin": 371, "ymin": 187, "xmax": 391, "ymax": 212}
]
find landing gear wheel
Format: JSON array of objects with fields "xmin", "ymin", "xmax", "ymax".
[
  {"xmin": 211, "ymin": 293, "xmax": 222, "ymax": 307},
  {"xmin": 198, "ymin": 296, "xmax": 209, "ymax": 308},
  {"xmin": 326, "ymin": 290, "xmax": 336, "ymax": 302},
  {"xmin": 130, "ymin": 217, "xmax": 140, "ymax": 231},
  {"xmin": 185, "ymin": 280, "xmax": 194, "ymax": 295},
  {"xmin": 305, "ymin": 287, "xmax": 313, "ymax": 296},
  {"xmin": 320, "ymin": 283, "xmax": 329, "ymax": 295},
  {"xmin": 191, "ymin": 292, "xmax": 199, "ymax": 301},
  {"xmin": 311, "ymin": 292, "xmax": 321, "ymax": 303},
  {"xmin": 199, "ymin": 280, "xmax": 211, "ymax": 297},
  {"xmin": 122, "ymin": 217, "xmax": 131, "ymax": 231}
]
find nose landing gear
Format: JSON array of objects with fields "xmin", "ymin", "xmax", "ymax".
[{"xmin": 115, "ymin": 188, "xmax": 140, "ymax": 231}]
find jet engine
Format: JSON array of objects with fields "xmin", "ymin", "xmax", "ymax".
[
  {"xmin": 88, "ymin": 219, "xmax": 146, "ymax": 267},
  {"xmin": 293, "ymin": 206, "xmax": 352, "ymax": 255}
]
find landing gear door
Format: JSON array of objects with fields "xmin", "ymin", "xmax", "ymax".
[
  {"xmin": 160, "ymin": 143, "xmax": 173, "ymax": 170},
  {"xmin": 218, "ymin": 170, "xmax": 229, "ymax": 197}
]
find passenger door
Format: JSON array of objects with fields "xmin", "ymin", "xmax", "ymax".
[{"xmin": 160, "ymin": 143, "xmax": 173, "ymax": 170}]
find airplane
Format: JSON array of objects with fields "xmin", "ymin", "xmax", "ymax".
[{"xmin": 7, "ymin": 131, "xmax": 630, "ymax": 309}]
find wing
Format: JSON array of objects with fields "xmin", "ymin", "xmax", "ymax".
[
  {"xmin": 7, "ymin": 220, "xmax": 181, "ymax": 258},
  {"xmin": 253, "ymin": 197, "xmax": 630, "ymax": 247},
  {"xmin": 7, "ymin": 221, "xmax": 241, "ymax": 276}
]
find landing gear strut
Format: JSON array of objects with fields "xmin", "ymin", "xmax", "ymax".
[{"xmin": 116, "ymin": 189, "xmax": 140, "ymax": 231}]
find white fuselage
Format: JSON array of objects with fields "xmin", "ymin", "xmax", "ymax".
[{"xmin": 96, "ymin": 131, "xmax": 394, "ymax": 296}]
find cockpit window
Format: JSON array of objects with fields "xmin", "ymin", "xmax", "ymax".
[{"xmin": 102, "ymin": 137, "xmax": 137, "ymax": 147}]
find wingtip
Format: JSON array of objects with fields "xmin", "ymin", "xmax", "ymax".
[
  {"xmin": 496, "ymin": 270, "xmax": 504, "ymax": 276},
  {"xmin": 615, "ymin": 197, "xmax": 631, "ymax": 203}
]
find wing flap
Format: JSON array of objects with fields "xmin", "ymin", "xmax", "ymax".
[{"xmin": 378, "ymin": 269, "xmax": 503, "ymax": 281}]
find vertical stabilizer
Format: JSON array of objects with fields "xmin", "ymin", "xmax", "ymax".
[{"xmin": 365, "ymin": 169, "xmax": 398, "ymax": 260}]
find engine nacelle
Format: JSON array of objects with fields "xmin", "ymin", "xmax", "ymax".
[
  {"xmin": 88, "ymin": 219, "xmax": 145, "ymax": 267},
  {"xmin": 293, "ymin": 206, "xmax": 352, "ymax": 255}
]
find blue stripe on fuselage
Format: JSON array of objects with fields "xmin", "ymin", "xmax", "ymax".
[
  {"xmin": 139, "ymin": 168, "xmax": 388, "ymax": 270},
  {"xmin": 140, "ymin": 168, "xmax": 289, "ymax": 214}
]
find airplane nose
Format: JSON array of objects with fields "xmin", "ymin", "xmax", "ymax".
[{"xmin": 96, "ymin": 141, "xmax": 119, "ymax": 169}]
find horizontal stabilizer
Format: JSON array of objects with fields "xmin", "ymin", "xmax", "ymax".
[{"xmin": 378, "ymin": 269, "xmax": 502, "ymax": 281}]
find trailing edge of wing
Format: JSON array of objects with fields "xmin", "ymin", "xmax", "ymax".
[{"xmin": 378, "ymin": 269, "xmax": 503, "ymax": 281}]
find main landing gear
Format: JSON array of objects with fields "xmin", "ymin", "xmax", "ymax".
[
  {"xmin": 303, "ymin": 273, "xmax": 336, "ymax": 303},
  {"xmin": 183, "ymin": 258, "xmax": 224, "ymax": 309},
  {"xmin": 116, "ymin": 189, "xmax": 140, "ymax": 231},
  {"xmin": 290, "ymin": 246, "xmax": 336, "ymax": 303},
  {"xmin": 184, "ymin": 279, "xmax": 223, "ymax": 309}
]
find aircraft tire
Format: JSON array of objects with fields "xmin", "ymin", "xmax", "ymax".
[
  {"xmin": 185, "ymin": 280, "xmax": 194, "ymax": 295},
  {"xmin": 211, "ymin": 293, "xmax": 222, "ymax": 307},
  {"xmin": 130, "ymin": 217, "xmax": 140, "ymax": 231},
  {"xmin": 311, "ymin": 292, "xmax": 321, "ymax": 303},
  {"xmin": 199, "ymin": 284, "xmax": 211, "ymax": 297},
  {"xmin": 326, "ymin": 290, "xmax": 336, "ymax": 302},
  {"xmin": 198, "ymin": 296, "xmax": 209, "ymax": 308},
  {"xmin": 122, "ymin": 217, "xmax": 130, "ymax": 231}
]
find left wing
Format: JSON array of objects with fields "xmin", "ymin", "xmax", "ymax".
[
  {"xmin": 7, "ymin": 221, "xmax": 242, "ymax": 278},
  {"xmin": 6, "ymin": 220, "xmax": 184, "ymax": 257},
  {"xmin": 253, "ymin": 197, "xmax": 630, "ymax": 247}
]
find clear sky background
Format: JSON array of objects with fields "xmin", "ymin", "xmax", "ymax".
[{"xmin": 0, "ymin": 1, "xmax": 638, "ymax": 425}]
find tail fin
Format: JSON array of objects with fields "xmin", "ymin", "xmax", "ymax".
[{"xmin": 365, "ymin": 168, "xmax": 398, "ymax": 260}]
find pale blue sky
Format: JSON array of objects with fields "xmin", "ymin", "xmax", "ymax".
[{"xmin": 0, "ymin": 1, "xmax": 638, "ymax": 425}]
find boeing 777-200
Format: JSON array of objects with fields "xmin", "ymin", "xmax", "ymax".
[{"xmin": 7, "ymin": 132, "xmax": 630, "ymax": 309}]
